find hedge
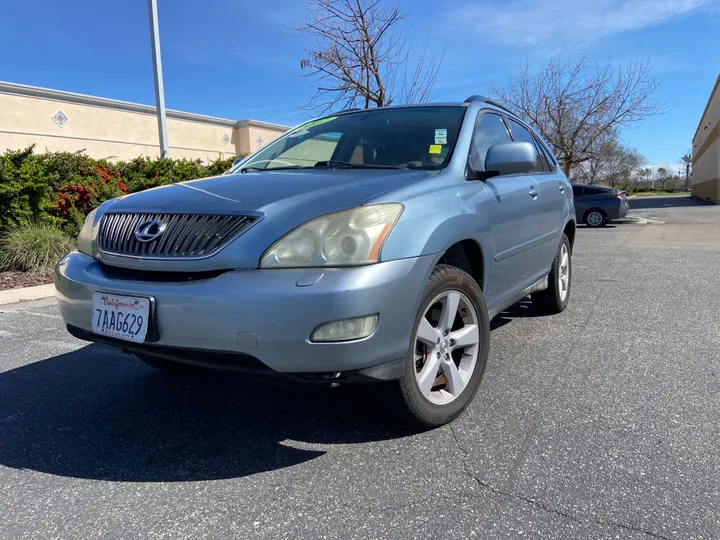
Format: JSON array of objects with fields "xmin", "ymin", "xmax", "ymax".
[{"xmin": 0, "ymin": 146, "xmax": 241, "ymax": 236}]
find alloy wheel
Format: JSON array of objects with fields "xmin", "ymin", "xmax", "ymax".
[
  {"xmin": 558, "ymin": 243, "xmax": 570, "ymax": 301},
  {"xmin": 587, "ymin": 211, "xmax": 603, "ymax": 227},
  {"xmin": 413, "ymin": 291, "xmax": 480, "ymax": 405}
]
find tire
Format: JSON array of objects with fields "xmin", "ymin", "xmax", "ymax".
[
  {"xmin": 584, "ymin": 209, "xmax": 607, "ymax": 228},
  {"xmin": 392, "ymin": 264, "xmax": 491, "ymax": 428},
  {"xmin": 531, "ymin": 233, "xmax": 571, "ymax": 314},
  {"xmin": 135, "ymin": 353, "xmax": 193, "ymax": 373}
]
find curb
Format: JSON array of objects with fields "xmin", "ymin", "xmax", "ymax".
[
  {"xmin": 634, "ymin": 217, "xmax": 666, "ymax": 225},
  {"xmin": 0, "ymin": 283, "xmax": 56, "ymax": 306}
]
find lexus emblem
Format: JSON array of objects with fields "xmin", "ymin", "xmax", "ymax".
[{"xmin": 134, "ymin": 219, "xmax": 167, "ymax": 242}]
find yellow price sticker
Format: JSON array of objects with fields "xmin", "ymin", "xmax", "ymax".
[{"xmin": 429, "ymin": 144, "xmax": 442, "ymax": 154}]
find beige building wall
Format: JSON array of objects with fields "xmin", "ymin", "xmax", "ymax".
[
  {"xmin": 692, "ymin": 75, "xmax": 720, "ymax": 203},
  {"xmin": 241, "ymin": 124, "xmax": 295, "ymax": 156},
  {"xmin": 0, "ymin": 81, "xmax": 288, "ymax": 163}
]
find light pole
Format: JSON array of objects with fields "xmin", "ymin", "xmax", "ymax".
[{"xmin": 148, "ymin": 0, "xmax": 169, "ymax": 158}]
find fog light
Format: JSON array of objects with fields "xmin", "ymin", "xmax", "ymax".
[{"xmin": 310, "ymin": 315, "xmax": 378, "ymax": 342}]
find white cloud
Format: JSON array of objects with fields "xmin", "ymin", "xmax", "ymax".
[{"xmin": 445, "ymin": 0, "xmax": 716, "ymax": 50}]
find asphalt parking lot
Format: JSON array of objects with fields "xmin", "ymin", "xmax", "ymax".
[{"xmin": 1, "ymin": 195, "xmax": 719, "ymax": 540}]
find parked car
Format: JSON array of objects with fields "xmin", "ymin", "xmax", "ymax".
[
  {"xmin": 572, "ymin": 184, "xmax": 629, "ymax": 227},
  {"xmin": 56, "ymin": 96, "xmax": 576, "ymax": 427}
]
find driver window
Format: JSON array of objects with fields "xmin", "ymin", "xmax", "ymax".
[{"xmin": 471, "ymin": 113, "xmax": 512, "ymax": 170}]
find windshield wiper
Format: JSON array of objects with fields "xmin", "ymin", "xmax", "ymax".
[
  {"xmin": 240, "ymin": 166, "xmax": 306, "ymax": 173},
  {"xmin": 315, "ymin": 160, "xmax": 405, "ymax": 170}
]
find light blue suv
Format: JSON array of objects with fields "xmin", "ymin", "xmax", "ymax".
[{"xmin": 56, "ymin": 96, "xmax": 575, "ymax": 427}]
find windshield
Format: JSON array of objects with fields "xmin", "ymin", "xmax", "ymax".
[{"xmin": 232, "ymin": 106, "xmax": 466, "ymax": 173}]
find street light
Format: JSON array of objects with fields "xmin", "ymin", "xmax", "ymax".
[{"xmin": 148, "ymin": 0, "xmax": 169, "ymax": 158}]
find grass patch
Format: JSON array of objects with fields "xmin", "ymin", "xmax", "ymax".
[
  {"xmin": 630, "ymin": 191, "xmax": 688, "ymax": 197},
  {"xmin": 0, "ymin": 222, "xmax": 74, "ymax": 272}
]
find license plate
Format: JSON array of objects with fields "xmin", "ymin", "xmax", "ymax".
[{"xmin": 92, "ymin": 292, "xmax": 150, "ymax": 343}]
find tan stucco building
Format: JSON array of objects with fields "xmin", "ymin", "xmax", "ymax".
[
  {"xmin": 0, "ymin": 81, "xmax": 289, "ymax": 162},
  {"xmin": 692, "ymin": 75, "xmax": 720, "ymax": 203}
]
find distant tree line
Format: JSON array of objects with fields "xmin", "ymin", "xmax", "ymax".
[{"xmin": 296, "ymin": 1, "xmax": 681, "ymax": 192}]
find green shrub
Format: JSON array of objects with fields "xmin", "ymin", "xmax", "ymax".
[
  {"xmin": 0, "ymin": 222, "xmax": 74, "ymax": 272},
  {"xmin": 205, "ymin": 157, "xmax": 237, "ymax": 177},
  {"xmin": 0, "ymin": 146, "xmax": 54, "ymax": 230},
  {"xmin": 0, "ymin": 146, "xmax": 245, "ymax": 238}
]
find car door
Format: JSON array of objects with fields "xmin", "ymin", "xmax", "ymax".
[
  {"xmin": 469, "ymin": 111, "xmax": 544, "ymax": 305},
  {"xmin": 572, "ymin": 185, "xmax": 587, "ymax": 218},
  {"xmin": 578, "ymin": 186, "xmax": 607, "ymax": 221},
  {"xmin": 505, "ymin": 118, "xmax": 564, "ymax": 264}
]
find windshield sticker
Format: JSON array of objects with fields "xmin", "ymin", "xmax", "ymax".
[
  {"xmin": 429, "ymin": 144, "xmax": 442, "ymax": 154},
  {"xmin": 434, "ymin": 129, "xmax": 447, "ymax": 145},
  {"xmin": 299, "ymin": 116, "xmax": 338, "ymax": 131}
]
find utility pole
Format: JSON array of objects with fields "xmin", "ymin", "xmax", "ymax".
[{"xmin": 148, "ymin": 0, "xmax": 169, "ymax": 158}]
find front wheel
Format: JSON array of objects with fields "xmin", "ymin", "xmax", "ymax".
[
  {"xmin": 531, "ymin": 233, "xmax": 571, "ymax": 314},
  {"xmin": 393, "ymin": 264, "xmax": 490, "ymax": 428}
]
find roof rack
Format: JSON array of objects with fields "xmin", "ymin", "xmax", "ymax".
[
  {"xmin": 332, "ymin": 108, "xmax": 362, "ymax": 116},
  {"xmin": 463, "ymin": 95, "xmax": 515, "ymax": 116},
  {"xmin": 463, "ymin": 95, "xmax": 489, "ymax": 103}
]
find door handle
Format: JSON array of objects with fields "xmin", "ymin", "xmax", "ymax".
[
  {"xmin": 529, "ymin": 186, "xmax": 539, "ymax": 198},
  {"xmin": 558, "ymin": 182, "xmax": 565, "ymax": 192}
]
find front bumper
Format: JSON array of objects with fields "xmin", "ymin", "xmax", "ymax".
[{"xmin": 56, "ymin": 252, "xmax": 436, "ymax": 376}]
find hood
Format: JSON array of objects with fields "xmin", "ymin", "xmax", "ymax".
[
  {"xmin": 109, "ymin": 169, "xmax": 433, "ymax": 215},
  {"xmin": 96, "ymin": 168, "xmax": 435, "ymax": 272}
]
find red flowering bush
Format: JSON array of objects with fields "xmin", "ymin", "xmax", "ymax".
[{"xmin": 52, "ymin": 165, "xmax": 128, "ymax": 234}]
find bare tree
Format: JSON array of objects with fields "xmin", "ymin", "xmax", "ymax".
[
  {"xmin": 605, "ymin": 145, "xmax": 644, "ymax": 189},
  {"xmin": 297, "ymin": 0, "xmax": 442, "ymax": 112},
  {"xmin": 577, "ymin": 132, "xmax": 644, "ymax": 188},
  {"xmin": 575, "ymin": 130, "xmax": 616, "ymax": 184},
  {"xmin": 656, "ymin": 167, "xmax": 669, "ymax": 191},
  {"xmin": 492, "ymin": 58, "xmax": 667, "ymax": 177},
  {"xmin": 681, "ymin": 152, "xmax": 692, "ymax": 191}
]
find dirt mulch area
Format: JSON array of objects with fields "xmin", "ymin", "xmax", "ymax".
[{"xmin": 0, "ymin": 268, "xmax": 55, "ymax": 291}]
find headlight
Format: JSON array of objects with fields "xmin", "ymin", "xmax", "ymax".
[
  {"xmin": 260, "ymin": 204, "xmax": 403, "ymax": 268},
  {"xmin": 77, "ymin": 208, "xmax": 98, "ymax": 256}
]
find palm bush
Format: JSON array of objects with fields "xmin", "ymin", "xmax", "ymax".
[{"xmin": 0, "ymin": 222, "xmax": 73, "ymax": 272}]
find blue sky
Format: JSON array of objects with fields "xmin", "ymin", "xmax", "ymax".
[{"xmin": 1, "ymin": 0, "xmax": 718, "ymax": 165}]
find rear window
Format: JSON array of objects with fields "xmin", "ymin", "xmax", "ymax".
[{"xmin": 233, "ymin": 107, "xmax": 467, "ymax": 173}]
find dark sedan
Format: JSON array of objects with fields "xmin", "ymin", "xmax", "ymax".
[{"xmin": 572, "ymin": 184, "xmax": 630, "ymax": 227}]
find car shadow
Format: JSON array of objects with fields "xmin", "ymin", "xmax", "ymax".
[
  {"xmin": 490, "ymin": 299, "xmax": 544, "ymax": 330},
  {"xmin": 0, "ymin": 344, "xmax": 418, "ymax": 482},
  {"xmin": 628, "ymin": 195, "xmax": 711, "ymax": 209}
]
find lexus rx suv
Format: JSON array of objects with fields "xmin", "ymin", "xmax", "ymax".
[{"xmin": 56, "ymin": 96, "xmax": 576, "ymax": 427}]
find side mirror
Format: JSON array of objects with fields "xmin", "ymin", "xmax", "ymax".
[{"xmin": 485, "ymin": 142, "xmax": 536, "ymax": 176}]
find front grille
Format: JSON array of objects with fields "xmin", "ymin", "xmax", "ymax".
[{"xmin": 98, "ymin": 213, "xmax": 256, "ymax": 258}]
